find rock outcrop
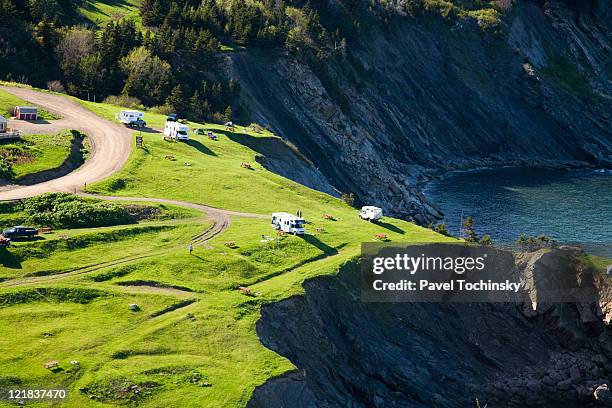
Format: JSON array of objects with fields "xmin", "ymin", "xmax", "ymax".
[
  {"xmin": 249, "ymin": 249, "xmax": 612, "ymax": 407},
  {"xmin": 229, "ymin": 0, "xmax": 612, "ymax": 222}
]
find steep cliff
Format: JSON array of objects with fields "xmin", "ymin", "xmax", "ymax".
[
  {"xmin": 249, "ymin": 249, "xmax": 612, "ymax": 407},
  {"xmin": 229, "ymin": 0, "xmax": 612, "ymax": 222}
]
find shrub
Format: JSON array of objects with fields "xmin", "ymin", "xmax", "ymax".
[
  {"xmin": 480, "ymin": 234, "xmax": 492, "ymax": 246},
  {"xmin": 102, "ymin": 95, "xmax": 145, "ymax": 110},
  {"xmin": 22, "ymin": 193, "xmax": 135, "ymax": 228},
  {"xmin": 47, "ymin": 80, "xmax": 66, "ymax": 93},
  {"xmin": 341, "ymin": 192, "xmax": 355, "ymax": 207},
  {"xmin": 435, "ymin": 223, "xmax": 449, "ymax": 236},
  {"xmin": 0, "ymin": 157, "xmax": 14, "ymax": 180}
]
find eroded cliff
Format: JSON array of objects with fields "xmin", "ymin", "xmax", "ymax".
[
  {"xmin": 249, "ymin": 249, "xmax": 612, "ymax": 407},
  {"xmin": 229, "ymin": 0, "xmax": 612, "ymax": 222}
]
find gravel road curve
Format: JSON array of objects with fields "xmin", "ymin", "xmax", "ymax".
[{"xmin": 0, "ymin": 86, "xmax": 132, "ymax": 200}]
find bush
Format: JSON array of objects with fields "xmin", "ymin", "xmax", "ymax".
[
  {"xmin": 435, "ymin": 223, "xmax": 449, "ymax": 236},
  {"xmin": 102, "ymin": 95, "xmax": 145, "ymax": 110},
  {"xmin": 47, "ymin": 80, "xmax": 66, "ymax": 93},
  {"xmin": 0, "ymin": 157, "xmax": 14, "ymax": 180},
  {"xmin": 341, "ymin": 192, "xmax": 355, "ymax": 207},
  {"xmin": 22, "ymin": 193, "xmax": 135, "ymax": 228}
]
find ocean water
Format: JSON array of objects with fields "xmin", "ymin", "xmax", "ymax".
[{"xmin": 423, "ymin": 167, "xmax": 612, "ymax": 248}]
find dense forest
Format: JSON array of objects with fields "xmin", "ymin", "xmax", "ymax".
[
  {"xmin": 0, "ymin": 0, "xmax": 559, "ymax": 122},
  {"xmin": 0, "ymin": 0, "xmax": 385, "ymax": 121}
]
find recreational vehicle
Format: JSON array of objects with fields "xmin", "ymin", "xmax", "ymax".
[
  {"xmin": 118, "ymin": 110, "xmax": 146, "ymax": 128},
  {"xmin": 271, "ymin": 212, "xmax": 305, "ymax": 235},
  {"xmin": 359, "ymin": 206, "xmax": 383, "ymax": 222},
  {"xmin": 164, "ymin": 121, "xmax": 190, "ymax": 141}
]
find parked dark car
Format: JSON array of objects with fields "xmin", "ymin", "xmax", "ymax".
[
  {"xmin": 166, "ymin": 113, "xmax": 178, "ymax": 122},
  {"xmin": 2, "ymin": 226, "xmax": 38, "ymax": 239},
  {"xmin": 126, "ymin": 118, "xmax": 147, "ymax": 128}
]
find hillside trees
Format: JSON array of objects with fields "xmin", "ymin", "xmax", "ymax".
[
  {"xmin": 1, "ymin": 0, "xmax": 374, "ymax": 123},
  {"xmin": 120, "ymin": 46, "xmax": 172, "ymax": 106}
]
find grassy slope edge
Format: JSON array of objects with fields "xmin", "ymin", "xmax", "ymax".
[{"xmin": 0, "ymin": 88, "xmax": 455, "ymax": 407}]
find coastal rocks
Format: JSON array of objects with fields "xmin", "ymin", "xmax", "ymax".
[{"xmin": 249, "ymin": 250, "xmax": 612, "ymax": 408}]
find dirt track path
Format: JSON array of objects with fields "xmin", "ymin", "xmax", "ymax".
[
  {"xmin": 0, "ymin": 87, "xmax": 269, "ymax": 287},
  {"xmin": 0, "ymin": 86, "xmax": 133, "ymax": 200}
]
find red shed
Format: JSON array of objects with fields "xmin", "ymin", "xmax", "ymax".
[{"xmin": 14, "ymin": 106, "xmax": 38, "ymax": 121}]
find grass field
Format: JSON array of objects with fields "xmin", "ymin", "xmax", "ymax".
[
  {"xmin": 0, "ymin": 90, "xmax": 457, "ymax": 407},
  {"xmin": 77, "ymin": 0, "xmax": 142, "ymax": 27},
  {"xmin": 0, "ymin": 89, "xmax": 61, "ymax": 120},
  {"xmin": 81, "ymin": 100, "xmax": 346, "ymax": 215},
  {"xmin": 0, "ymin": 131, "xmax": 79, "ymax": 181}
]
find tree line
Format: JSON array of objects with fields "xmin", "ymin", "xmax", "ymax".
[{"xmin": 1, "ymin": 0, "xmax": 385, "ymax": 122}]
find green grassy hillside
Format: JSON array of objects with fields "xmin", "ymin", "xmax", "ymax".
[
  {"xmin": 78, "ymin": 0, "xmax": 142, "ymax": 27},
  {"xmin": 0, "ymin": 89, "xmax": 455, "ymax": 407}
]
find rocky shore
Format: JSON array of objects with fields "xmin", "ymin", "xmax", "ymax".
[{"xmin": 249, "ymin": 247, "xmax": 612, "ymax": 407}]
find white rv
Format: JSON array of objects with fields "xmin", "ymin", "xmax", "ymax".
[
  {"xmin": 164, "ymin": 121, "xmax": 190, "ymax": 141},
  {"xmin": 118, "ymin": 110, "xmax": 146, "ymax": 127},
  {"xmin": 359, "ymin": 206, "xmax": 383, "ymax": 222},
  {"xmin": 271, "ymin": 212, "xmax": 305, "ymax": 235}
]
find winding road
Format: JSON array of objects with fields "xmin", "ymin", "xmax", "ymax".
[
  {"xmin": 0, "ymin": 86, "xmax": 133, "ymax": 200},
  {"xmin": 0, "ymin": 87, "xmax": 266, "ymax": 267}
]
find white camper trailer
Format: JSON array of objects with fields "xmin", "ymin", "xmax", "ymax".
[
  {"xmin": 359, "ymin": 206, "xmax": 383, "ymax": 222},
  {"xmin": 271, "ymin": 212, "xmax": 305, "ymax": 235},
  {"xmin": 118, "ymin": 110, "xmax": 146, "ymax": 127},
  {"xmin": 163, "ymin": 121, "xmax": 190, "ymax": 141}
]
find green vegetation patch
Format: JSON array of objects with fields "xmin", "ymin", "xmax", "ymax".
[
  {"xmin": 0, "ymin": 131, "xmax": 81, "ymax": 182},
  {"xmin": 0, "ymin": 287, "xmax": 106, "ymax": 307},
  {"xmin": 17, "ymin": 225, "xmax": 171, "ymax": 256},
  {"xmin": 0, "ymin": 89, "xmax": 61, "ymax": 120},
  {"xmin": 405, "ymin": 0, "xmax": 504, "ymax": 30},
  {"xmin": 0, "ymin": 193, "xmax": 199, "ymax": 230},
  {"xmin": 542, "ymin": 56, "xmax": 596, "ymax": 101},
  {"xmin": 77, "ymin": 0, "xmax": 142, "ymax": 27}
]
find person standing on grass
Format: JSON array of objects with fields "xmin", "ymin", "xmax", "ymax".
[{"xmin": 189, "ymin": 242, "xmax": 193, "ymax": 255}]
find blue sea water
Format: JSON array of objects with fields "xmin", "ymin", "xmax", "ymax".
[{"xmin": 423, "ymin": 167, "xmax": 612, "ymax": 248}]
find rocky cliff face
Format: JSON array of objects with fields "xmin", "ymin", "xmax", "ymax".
[
  {"xmin": 249, "ymin": 249, "xmax": 612, "ymax": 407},
  {"xmin": 229, "ymin": 0, "xmax": 612, "ymax": 222}
]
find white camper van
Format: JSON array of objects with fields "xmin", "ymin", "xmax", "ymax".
[
  {"xmin": 164, "ymin": 121, "xmax": 190, "ymax": 141},
  {"xmin": 271, "ymin": 212, "xmax": 305, "ymax": 235},
  {"xmin": 118, "ymin": 110, "xmax": 146, "ymax": 127},
  {"xmin": 359, "ymin": 206, "xmax": 383, "ymax": 222}
]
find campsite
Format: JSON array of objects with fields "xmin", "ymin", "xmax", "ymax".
[{"xmin": 0, "ymin": 83, "xmax": 454, "ymax": 407}]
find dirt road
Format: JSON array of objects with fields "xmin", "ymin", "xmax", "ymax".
[
  {"xmin": 0, "ymin": 87, "xmax": 269, "ymax": 288},
  {"xmin": 0, "ymin": 86, "xmax": 133, "ymax": 200}
]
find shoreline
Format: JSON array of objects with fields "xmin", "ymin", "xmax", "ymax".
[{"xmin": 414, "ymin": 159, "xmax": 607, "ymax": 222}]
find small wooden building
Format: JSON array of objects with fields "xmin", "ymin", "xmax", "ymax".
[
  {"xmin": 0, "ymin": 115, "xmax": 6, "ymax": 132},
  {"xmin": 14, "ymin": 106, "xmax": 38, "ymax": 120}
]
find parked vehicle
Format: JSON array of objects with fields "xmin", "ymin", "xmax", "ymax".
[
  {"xmin": 271, "ymin": 212, "xmax": 305, "ymax": 235},
  {"xmin": 0, "ymin": 236, "xmax": 10, "ymax": 247},
  {"xmin": 164, "ymin": 121, "xmax": 190, "ymax": 141},
  {"xmin": 359, "ymin": 206, "xmax": 383, "ymax": 222},
  {"xmin": 193, "ymin": 128, "xmax": 205, "ymax": 135},
  {"xmin": 166, "ymin": 113, "xmax": 178, "ymax": 122},
  {"xmin": 118, "ymin": 110, "xmax": 147, "ymax": 128},
  {"xmin": 2, "ymin": 226, "xmax": 38, "ymax": 239}
]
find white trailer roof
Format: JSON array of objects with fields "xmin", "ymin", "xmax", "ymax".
[{"xmin": 272, "ymin": 212, "xmax": 304, "ymax": 221}]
